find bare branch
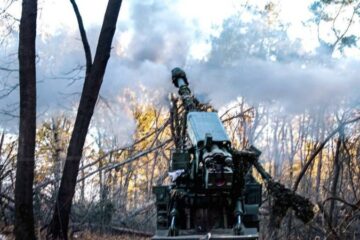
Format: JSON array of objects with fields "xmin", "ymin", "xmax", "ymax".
[
  {"xmin": 69, "ymin": 0, "xmax": 92, "ymax": 74},
  {"xmin": 293, "ymin": 115, "xmax": 360, "ymax": 192}
]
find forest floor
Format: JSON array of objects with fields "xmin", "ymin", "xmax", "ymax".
[
  {"xmin": 0, "ymin": 228, "xmax": 150, "ymax": 240},
  {"xmin": 71, "ymin": 231, "xmax": 150, "ymax": 240}
]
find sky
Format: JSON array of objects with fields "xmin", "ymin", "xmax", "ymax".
[
  {"xmin": 3, "ymin": 0, "xmax": 325, "ymax": 57},
  {"xmin": 1, "ymin": 0, "xmax": 360, "ymax": 141}
]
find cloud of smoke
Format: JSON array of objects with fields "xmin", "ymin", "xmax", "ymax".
[
  {"xmin": 0, "ymin": 0, "xmax": 196, "ymax": 139},
  {"xmin": 188, "ymin": 58, "xmax": 360, "ymax": 112},
  {"xmin": 1, "ymin": 0, "xmax": 359, "ymax": 135},
  {"xmin": 185, "ymin": 11, "xmax": 360, "ymax": 113}
]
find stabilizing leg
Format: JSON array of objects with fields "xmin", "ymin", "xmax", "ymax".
[{"xmin": 233, "ymin": 197, "xmax": 245, "ymax": 235}]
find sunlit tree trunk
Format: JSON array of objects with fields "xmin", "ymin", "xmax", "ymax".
[
  {"xmin": 329, "ymin": 129, "xmax": 344, "ymax": 227},
  {"xmin": 315, "ymin": 114, "xmax": 325, "ymax": 202},
  {"xmin": 80, "ymin": 161, "xmax": 85, "ymax": 203},
  {"xmin": 286, "ymin": 124, "xmax": 295, "ymax": 239},
  {"xmin": 272, "ymin": 119, "xmax": 279, "ymax": 178},
  {"xmin": 51, "ymin": 118, "xmax": 62, "ymax": 192}
]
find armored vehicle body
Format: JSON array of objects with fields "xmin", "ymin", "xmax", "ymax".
[{"xmin": 152, "ymin": 68, "xmax": 314, "ymax": 240}]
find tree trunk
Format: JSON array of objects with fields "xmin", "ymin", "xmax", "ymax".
[
  {"xmin": 315, "ymin": 116, "xmax": 325, "ymax": 202},
  {"xmin": 80, "ymin": 161, "xmax": 85, "ymax": 203},
  {"xmin": 272, "ymin": 120, "xmax": 279, "ymax": 178},
  {"xmin": 47, "ymin": 0, "xmax": 123, "ymax": 239},
  {"xmin": 14, "ymin": 0, "xmax": 37, "ymax": 239},
  {"xmin": 329, "ymin": 130, "xmax": 344, "ymax": 227},
  {"xmin": 51, "ymin": 118, "xmax": 62, "ymax": 192},
  {"xmin": 286, "ymin": 125, "xmax": 295, "ymax": 239}
]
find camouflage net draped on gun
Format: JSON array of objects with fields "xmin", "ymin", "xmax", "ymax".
[
  {"xmin": 234, "ymin": 146, "xmax": 315, "ymax": 227},
  {"xmin": 266, "ymin": 180, "xmax": 315, "ymax": 227}
]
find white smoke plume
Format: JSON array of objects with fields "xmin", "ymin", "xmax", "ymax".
[
  {"xmin": 188, "ymin": 58, "xmax": 360, "ymax": 112},
  {"xmin": 0, "ymin": 0, "xmax": 359, "ymax": 134}
]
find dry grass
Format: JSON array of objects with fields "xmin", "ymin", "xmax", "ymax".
[
  {"xmin": 72, "ymin": 231, "xmax": 150, "ymax": 240},
  {"xmin": 0, "ymin": 227, "xmax": 150, "ymax": 240}
]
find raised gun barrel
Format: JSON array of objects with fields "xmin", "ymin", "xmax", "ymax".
[{"xmin": 171, "ymin": 67, "xmax": 196, "ymax": 111}]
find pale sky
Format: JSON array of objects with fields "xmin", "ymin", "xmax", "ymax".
[
  {"xmin": 1, "ymin": 0, "xmax": 317, "ymax": 57},
  {"xmin": 3, "ymin": 0, "xmax": 359, "ymax": 58}
]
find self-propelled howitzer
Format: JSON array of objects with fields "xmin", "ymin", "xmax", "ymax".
[{"xmin": 152, "ymin": 68, "xmax": 314, "ymax": 240}]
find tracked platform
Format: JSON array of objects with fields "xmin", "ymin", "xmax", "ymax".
[
  {"xmin": 152, "ymin": 235, "xmax": 258, "ymax": 240},
  {"xmin": 152, "ymin": 229, "xmax": 258, "ymax": 240}
]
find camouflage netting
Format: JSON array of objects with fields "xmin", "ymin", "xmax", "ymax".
[{"xmin": 267, "ymin": 180, "xmax": 315, "ymax": 227}]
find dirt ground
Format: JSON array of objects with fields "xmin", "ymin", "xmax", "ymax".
[{"xmin": 0, "ymin": 228, "xmax": 150, "ymax": 240}]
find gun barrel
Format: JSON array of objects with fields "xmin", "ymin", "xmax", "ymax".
[
  {"xmin": 176, "ymin": 78, "xmax": 187, "ymax": 88},
  {"xmin": 171, "ymin": 67, "xmax": 196, "ymax": 111},
  {"xmin": 171, "ymin": 67, "xmax": 188, "ymax": 87}
]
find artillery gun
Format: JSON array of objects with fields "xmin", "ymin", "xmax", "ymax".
[{"xmin": 152, "ymin": 68, "xmax": 314, "ymax": 240}]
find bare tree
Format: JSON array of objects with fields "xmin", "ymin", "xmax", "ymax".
[
  {"xmin": 14, "ymin": 0, "xmax": 37, "ymax": 239},
  {"xmin": 47, "ymin": 0, "xmax": 123, "ymax": 239}
]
